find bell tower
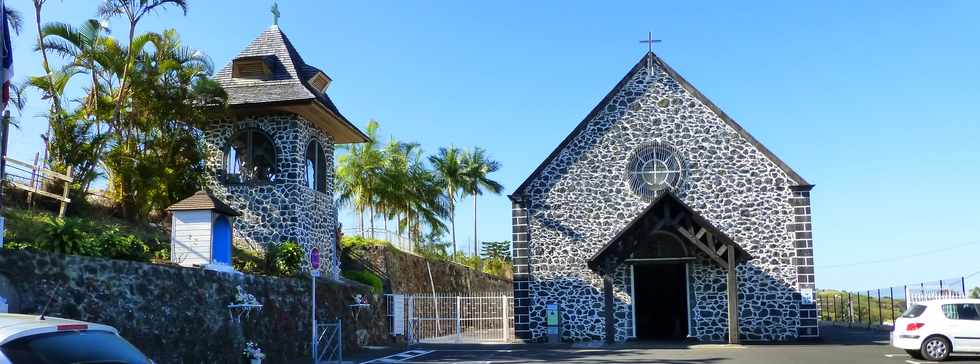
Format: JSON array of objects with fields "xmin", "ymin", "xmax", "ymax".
[{"xmin": 201, "ymin": 25, "xmax": 368, "ymax": 278}]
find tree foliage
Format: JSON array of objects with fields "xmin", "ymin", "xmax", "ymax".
[
  {"xmin": 25, "ymin": 2, "xmax": 226, "ymax": 220},
  {"xmin": 481, "ymin": 240, "xmax": 511, "ymax": 261}
]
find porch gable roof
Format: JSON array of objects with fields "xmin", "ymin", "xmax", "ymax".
[{"xmin": 587, "ymin": 191, "xmax": 752, "ymax": 275}]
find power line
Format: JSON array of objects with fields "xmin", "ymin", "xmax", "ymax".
[{"xmin": 816, "ymin": 240, "xmax": 980, "ymax": 269}]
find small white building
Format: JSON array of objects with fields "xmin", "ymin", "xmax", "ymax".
[{"xmin": 166, "ymin": 191, "xmax": 241, "ymax": 268}]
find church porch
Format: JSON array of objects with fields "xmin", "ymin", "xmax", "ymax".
[{"xmin": 588, "ymin": 192, "xmax": 752, "ymax": 344}]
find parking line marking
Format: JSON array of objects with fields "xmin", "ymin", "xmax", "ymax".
[{"xmin": 361, "ymin": 350, "xmax": 433, "ymax": 363}]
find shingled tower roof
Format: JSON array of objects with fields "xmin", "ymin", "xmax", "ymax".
[{"xmin": 214, "ymin": 25, "xmax": 368, "ymax": 143}]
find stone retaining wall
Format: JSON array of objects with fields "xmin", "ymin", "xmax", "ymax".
[
  {"xmin": 0, "ymin": 249, "xmax": 390, "ymax": 363},
  {"xmin": 354, "ymin": 246, "xmax": 512, "ymax": 294}
]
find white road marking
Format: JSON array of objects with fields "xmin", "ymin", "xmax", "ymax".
[{"xmin": 361, "ymin": 350, "xmax": 433, "ymax": 363}]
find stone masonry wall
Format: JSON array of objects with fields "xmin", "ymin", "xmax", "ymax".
[
  {"xmin": 202, "ymin": 113, "xmax": 340, "ymax": 278},
  {"xmin": 518, "ymin": 56, "xmax": 805, "ymax": 342},
  {"xmin": 0, "ymin": 250, "xmax": 390, "ymax": 364}
]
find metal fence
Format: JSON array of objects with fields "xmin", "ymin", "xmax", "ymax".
[
  {"xmin": 385, "ymin": 293, "xmax": 514, "ymax": 344},
  {"xmin": 818, "ymin": 276, "xmax": 971, "ymax": 328}
]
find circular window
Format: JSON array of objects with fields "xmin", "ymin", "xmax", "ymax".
[{"xmin": 625, "ymin": 143, "xmax": 684, "ymax": 198}]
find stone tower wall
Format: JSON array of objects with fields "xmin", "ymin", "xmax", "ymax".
[{"xmin": 202, "ymin": 114, "xmax": 339, "ymax": 277}]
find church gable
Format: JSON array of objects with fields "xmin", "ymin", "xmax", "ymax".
[
  {"xmin": 511, "ymin": 52, "xmax": 818, "ymax": 343},
  {"xmin": 512, "ymin": 52, "xmax": 808, "ymax": 202}
]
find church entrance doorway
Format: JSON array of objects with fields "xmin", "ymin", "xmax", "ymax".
[{"xmin": 632, "ymin": 263, "xmax": 689, "ymax": 340}]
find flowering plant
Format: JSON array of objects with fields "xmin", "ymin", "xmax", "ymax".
[
  {"xmin": 352, "ymin": 294, "xmax": 367, "ymax": 305},
  {"xmin": 243, "ymin": 342, "xmax": 265, "ymax": 359},
  {"xmin": 234, "ymin": 285, "xmax": 259, "ymax": 306}
]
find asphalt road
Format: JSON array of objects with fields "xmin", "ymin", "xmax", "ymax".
[{"xmin": 358, "ymin": 326, "xmax": 980, "ymax": 364}]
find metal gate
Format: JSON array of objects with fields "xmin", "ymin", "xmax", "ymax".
[
  {"xmin": 386, "ymin": 293, "xmax": 513, "ymax": 344},
  {"xmin": 315, "ymin": 319, "xmax": 342, "ymax": 363}
]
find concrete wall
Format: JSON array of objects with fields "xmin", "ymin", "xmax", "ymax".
[{"xmin": 0, "ymin": 249, "xmax": 391, "ymax": 363}]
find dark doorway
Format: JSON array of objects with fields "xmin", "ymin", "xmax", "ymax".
[{"xmin": 633, "ymin": 263, "xmax": 689, "ymax": 340}]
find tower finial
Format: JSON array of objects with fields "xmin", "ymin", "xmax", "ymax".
[{"xmin": 271, "ymin": 2, "xmax": 280, "ymax": 25}]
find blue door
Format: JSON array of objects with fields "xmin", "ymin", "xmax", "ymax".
[{"xmin": 212, "ymin": 216, "xmax": 232, "ymax": 265}]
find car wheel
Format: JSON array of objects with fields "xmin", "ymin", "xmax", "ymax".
[
  {"xmin": 921, "ymin": 336, "xmax": 951, "ymax": 362},
  {"xmin": 905, "ymin": 349, "xmax": 924, "ymax": 359}
]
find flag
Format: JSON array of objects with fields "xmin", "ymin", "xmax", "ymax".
[{"xmin": 0, "ymin": 0, "xmax": 12, "ymax": 110}]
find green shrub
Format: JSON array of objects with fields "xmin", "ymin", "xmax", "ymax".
[
  {"xmin": 340, "ymin": 236, "xmax": 390, "ymax": 251},
  {"xmin": 2, "ymin": 208, "xmax": 165, "ymax": 262},
  {"xmin": 232, "ymin": 246, "xmax": 263, "ymax": 275},
  {"xmin": 41, "ymin": 218, "xmax": 99, "ymax": 256},
  {"xmin": 2, "ymin": 241, "xmax": 34, "ymax": 250},
  {"xmin": 265, "ymin": 241, "xmax": 304, "ymax": 277},
  {"xmin": 342, "ymin": 269, "xmax": 383, "ymax": 293},
  {"xmin": 97, "ymin": 227, "xmax": 150, "ymax": 261}
]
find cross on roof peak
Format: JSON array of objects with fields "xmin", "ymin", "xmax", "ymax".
[
  {"xmin": 271, "ymin": 2, "xmax": 280, "ymax": 25},
  {"xmin": 640, "ymin": 32, "xmax": 662, "ymax": 53}
]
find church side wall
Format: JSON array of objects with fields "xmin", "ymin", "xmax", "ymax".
[
  {"xmin": 202, "ymin": 114, "xmax": 339, "ymax": 277},
  {"xmin": 520, "ymin": 61, "xmax": 803, "ymax": 342}
]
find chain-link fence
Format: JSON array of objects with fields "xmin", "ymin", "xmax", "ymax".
[{"xmin": 818, "ymin": 275, "xmax": 974, "ymax": 329}]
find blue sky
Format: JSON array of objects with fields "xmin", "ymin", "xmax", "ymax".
[{"xmin": 6, "ymin": 1, "xmax": 980, "ymax": 291}]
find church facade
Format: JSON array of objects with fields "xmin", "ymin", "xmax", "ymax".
[
  {"xmin": 510, "ymin": 52, "xmax": 817, "ymax": 343},
  {"xmin": 199, "ymin": 25, "xmax": 367, "ymax": 277}
]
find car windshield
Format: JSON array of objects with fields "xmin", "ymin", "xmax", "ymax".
[
  {"xmin": 901, "ymin": 304, "xmax": 928, "ymax": 318},
  {"xmin": 0, "ymin": 330, "xmax": 151, "ymax": 364}
]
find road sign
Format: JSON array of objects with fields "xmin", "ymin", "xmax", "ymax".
[{"xmin": 310, "ymin": 247, "xmax": 320, "ymax": 271}]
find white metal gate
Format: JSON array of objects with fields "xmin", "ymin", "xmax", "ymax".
[{"xmin": 386, "ymin": 293, "xmax": 514, "ymax": 344}]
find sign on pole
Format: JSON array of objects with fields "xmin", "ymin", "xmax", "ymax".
[
  {"xmin": 310, "ymin": 246, "xmax": 320, "ymax": 364},
  {"xmin": 310, "ymin": 247, "xmax": 320, "ymax": 277}
]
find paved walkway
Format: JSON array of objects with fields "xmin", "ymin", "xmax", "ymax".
[{"xmin": 354, "ymin": 325, "xmax": 980, "ymax": 364}]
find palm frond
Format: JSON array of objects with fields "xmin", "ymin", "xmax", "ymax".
[{"xmin": 4, "ymin": 6, "xmax": 22, "ymax": 35}]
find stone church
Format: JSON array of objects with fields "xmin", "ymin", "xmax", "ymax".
[
  {"xmin": 199, "ymin": 25, "xmax": 367, "ymax": 277},
  {"xmin": 509, "ymin": 52, "xmax": 817, "ymax": 343}
]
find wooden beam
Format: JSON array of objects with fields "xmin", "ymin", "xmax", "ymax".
[
  {"xmin": 625, "ymin": 257, "xmax": 695, "ymax": 263},
  {"xmin": 676, "ymin": 226, "xmax": 728, "ymax": 268},
  {"xmin": 727, "ymin": 253, "xmax": 740, "ymax": 344},
  {"xmin": 8, "ymin": 181, "xmax": 70, "ymax": 203},
  {"xmin": 716, "ymin": 245, "xmax": 728, "ymax": 257},
  {"xmin": 4, "ymin": 156, "xmax": 72, "ymax": 182}
]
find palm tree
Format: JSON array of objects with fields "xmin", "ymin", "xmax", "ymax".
[
  {"xmin": 429, "ymin": 147, "xmax": 466, "ymax": 258},
  {"xmin": 336, "ymin": 120, "xmax": 382, "ymax": 236},
  {"xmin": 399, "ymin": 163, "xmax": 448, "ymax": 246},
  {"xmin": 461, "ymin": 147, "xmax": 503, "ymax": 257},
  {"xmin": 97, "ymin": 0, "xmax": 187, "ymax": 147},
  {"xmin": 377, "ymin": 139, "xmax": 418, "ymax": 242},
  {"xmin": 40, "ymin": 19, "xmax": 111, "ymax": 120}
]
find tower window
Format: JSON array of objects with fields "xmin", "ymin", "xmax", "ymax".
[
  {"xmin": 226, "ymin": 129, "xmax": 277, "ymax": 183},
  {"xmin": 306, "ymin": 140, "xmax": 327, "ymax": 193}
]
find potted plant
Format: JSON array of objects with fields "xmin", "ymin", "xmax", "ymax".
[{"xmin": 243, "ymin": 341, "xmax": 265, "ymax": 364}]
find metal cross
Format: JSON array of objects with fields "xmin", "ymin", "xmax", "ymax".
[
  {"xmin": 271, "ymin": 2, "xmax": 280, "ymax": 25},
  {"xmin": 640, "ymin": 32, "xmax": 661, "ymax": 53}
]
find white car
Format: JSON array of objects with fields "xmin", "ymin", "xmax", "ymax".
[
  {"xmin": 892, "ymin": 298, "xmax": 980, "ymax": 361},
  {"xmin": 0, "ymin": 313, "xmax": 152, "ymax": 364}
]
